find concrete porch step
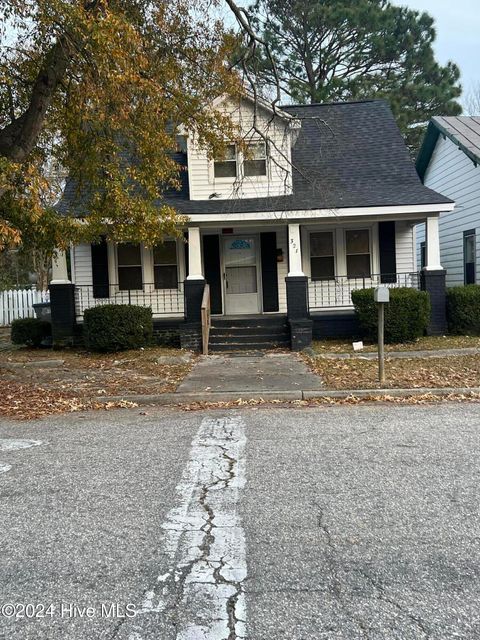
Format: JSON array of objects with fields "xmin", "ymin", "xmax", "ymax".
[{"xmin": 209, "ymin": 340, "xmax": 290, "ymax": 352}]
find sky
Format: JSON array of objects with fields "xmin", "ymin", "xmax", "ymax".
[{"xmin": 403, "ymin": 0, "xmax": 480, "ymax": 101}]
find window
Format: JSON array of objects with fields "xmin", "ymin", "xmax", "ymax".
[
  {"xmin": 464, "ymin": 230, "xmax": 476, "ymax": 284},
  {"xmin": 346, "ymin": 229, "xmax": 371, "ymax": 278},
  {"xmin": 244, "ymin": 142, "xmax": 267, "ymax": 177},
  {"xmin": 117, "ymin": 243, "xmax": 142, "ymax": 290},
  {"xmin": 153, "ymin": 241, "xmax": 178, "ymax": 289},
  {"xmin": 420, "ymin": 241, "xmax": 426, "ymax": 270},
  {"xmin": 310, "ymin": 232, "xmax": 335, "ymax": 280},
  {"xmin": 214, "ymin": 144, "xmax": 237, "ymax": 178}
]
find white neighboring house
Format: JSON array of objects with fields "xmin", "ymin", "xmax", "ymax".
[
  {"xmin": 416, "ymin": 116, "xmax": 480, "ymax": 287},
  {"xmin": 52, "ymin": 95, "xmax": 455, "ymax": 349}
]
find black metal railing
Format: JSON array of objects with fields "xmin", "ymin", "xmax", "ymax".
[
  {"xmin": 308, "ymin": 272, "xmax": 420, "ymax": 310},
  {"xmin": 74, "ymin": 282, "xmax": 184, "ymax": 317}
]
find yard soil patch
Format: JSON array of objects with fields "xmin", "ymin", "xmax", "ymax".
[
  {"xmin": 0, "ymin": 345, "xmax": 194, "ymax": 419},
  {"xmin": 307, "ymin": 354, "xmax": 480, "ymax": 390}
]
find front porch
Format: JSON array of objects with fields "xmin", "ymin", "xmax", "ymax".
[{"xmin": 50, "ymin": 214, "xmax": 446, "ymax": 349}]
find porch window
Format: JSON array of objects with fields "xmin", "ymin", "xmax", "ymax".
[
  {"xmin": 153, "ymin": 241, "xmax": 178, "ymax": 289},
  {"xmin": 464, "ymin": 230, "xmax": 476, "ymax": 284},
  {"xmin": 117, "ymin": 243, "xmax": 143, "ymax": 290},
  {"xmin": 310, "ymin": 232, "xmax": 335, "ymax": 280},
  {"xmin": 420, "ymin": 242, "xmax": 426, "ymax": 270},
  {"xmin": 244, "ymin": 142, "xmax": 267, "ymax": 177},
  {"xmin": 346, "ymin": 229, "xmax": 371, "ymax": 278},
  {"xmin": 214, "ymin": 144, "xmax": 237, "ymax": 178}
]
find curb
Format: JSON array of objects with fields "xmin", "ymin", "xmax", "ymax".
[{"xmin": 96, "ymin": 387, "xmax": 480, "ymax": 405}]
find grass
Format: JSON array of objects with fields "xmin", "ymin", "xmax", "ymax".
[
  {"xmin": 312, "ymin": 335, "xmax": 480, "ymax": 354},
  {"xmin": 306, "ymin": 354, "xmax": 480, "ymax": 390},
  {"xmin": 0, "ymin": 331, "xmax": 195, "ymax": 418}
]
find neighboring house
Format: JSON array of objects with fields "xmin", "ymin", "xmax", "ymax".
[
  {"xmin": 50, "ymin": 96, "xmax": 454, "ymax": 350},
  {"xmin": 416, "ymin": 116, "xmax": 480, "ymax": 288}
]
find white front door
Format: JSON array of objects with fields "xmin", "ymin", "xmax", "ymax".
[{"xmin": 223, "ymin": 235, "xmax": 261, "ymax": 314}]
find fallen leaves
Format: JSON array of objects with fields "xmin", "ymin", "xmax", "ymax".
[
  {"xmin": 0, "ymin": 380, "xmax": 138, "ymax": 420},
  {"xmin": 305, "ymin": 355, "xmax": 480, "ymax": 390}
]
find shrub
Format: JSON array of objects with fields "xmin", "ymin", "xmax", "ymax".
[
  {"xmin": 83, "ymin": 304, "xmax": 153, "ymax": 352},
  {"xmin": 351, "ymin": 287, "xmax": 431, "ymax": 344},
  {"xmin": 446, "ymin": 285, "xmax": 480, "ymax": 335},
  {"xmin": 11, "ymin": 317, "xmax": 51, "ymax": 347}
]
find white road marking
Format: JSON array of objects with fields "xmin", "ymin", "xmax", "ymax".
[
  {"xmin": 126, "ymin": 415, "xmax": 248, "ymax": 640},
  {"xmin": 0, "ymin": 439, "xmax": 43, "ymax": 452},
  {"xmin": 0, "ymin": 463, "xmax": 12, "ymax": 474}
]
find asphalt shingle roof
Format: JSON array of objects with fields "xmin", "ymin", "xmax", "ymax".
[{"xmin": 60, "ymin": 99, "xmax": 451, "ymax": 217}]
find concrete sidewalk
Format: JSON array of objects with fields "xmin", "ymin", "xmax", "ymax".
[{"xmin": 176, "ymin": 352, "xmax": 324, "ymax": 395}]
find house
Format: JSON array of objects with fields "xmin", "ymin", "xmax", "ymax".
[
  {"xmin": 416, "ymin": 116, "xmax": 480, "ymax": 287},
  {"xmin": 49, "ymin": 96, "xmax": 454, "ymax": 350}
]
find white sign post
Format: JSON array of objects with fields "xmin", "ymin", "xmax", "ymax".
[{"xmin": 374, "ymin": 286, "xmax": 390, "ymax": 384}]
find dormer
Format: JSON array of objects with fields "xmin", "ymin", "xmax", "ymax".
[{"xmin": 185, "ymin": 94, "xmax": 301, "ymax": 201}]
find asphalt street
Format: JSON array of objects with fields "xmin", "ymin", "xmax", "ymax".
[{"xmin": 1, "ymin": 403, "xmax": 480, "ymax": 639}]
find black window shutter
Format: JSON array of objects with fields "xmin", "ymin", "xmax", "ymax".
[
  {"xmin": 184, "ymin": 231, "xmax": 189, "ymax": 280},
  {"xmin": 379, "ymin": 222, "xmax": 396, "ymax": 283},
  {"xmin": 91, "ymin": 237, "xmax": 110, "ymax": 298},
  {"xmin": 203, "ymin": 235, "xmax": 223, "ymax": 314},
  {"xmin": 260, "ymin": 232, "xmax": 279, "ymax": 312}
]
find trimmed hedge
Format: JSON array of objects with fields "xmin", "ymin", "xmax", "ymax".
[
  {"xmin": 83, "ymin": 304, "xmax": 153, "ymax": 352},
  {"xmin": 351, "ymin": 287, "xmax": 431, "ymax": 344},
  {"xmin": 446, "ymin": 285, "xmax": 480, "ymax": 335},
  {"xmin": 11, "ymin": 317, "xmax": 51, "ymax": 347}
]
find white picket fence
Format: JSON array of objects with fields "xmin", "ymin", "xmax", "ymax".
[{"xmin": 0, "ymin": 288, "xmax": 50, "ymax": 326}]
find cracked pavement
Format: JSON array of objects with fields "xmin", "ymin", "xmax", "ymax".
[{"xmin": 1, "ymin": 404, "xmax": 480, "ymax": 639}]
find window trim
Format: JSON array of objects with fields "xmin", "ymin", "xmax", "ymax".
[
  {"xmin": 345, "ymin": 228, "xmax": 372, "ymax": 279},
  {"xmin": 152, "ymin": 240, "xmax": 179, "ymax": 290},
  {"xmin": 116, "ymin": 242, "xmax": 144, "ymax": 291},
  {"xmin": 309, "ymin": 230, "xmax": 336, "ymax": 281},
  {"xmin": 463, "ymin": 229, "xmax": 476, "ymax": 285}
]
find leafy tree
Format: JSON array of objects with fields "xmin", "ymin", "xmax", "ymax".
[
  {"xmin": 0, "ymin": 0, "xmax": 242, "ymax": 251},
  {"xmin": 248, "ymin": 0, "xmax": 462, "ymax": 152}
]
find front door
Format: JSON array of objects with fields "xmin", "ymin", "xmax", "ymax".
[{"xmin": 223, "ymin": 235, "xmax": 261, "ymax": 314}]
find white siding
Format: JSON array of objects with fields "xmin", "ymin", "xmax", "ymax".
[
  {"xmin": 395, "ymin": 221, "xmax": 415, "ymax": 273},
  {"xmin": 72, "ymin": 243, "xmax": 92, "ymax": 285},
  {"xmin": 417, "ymin": 134, "xmax": 480, "ymax": 286},
  {"xmin": 187, "ymin": 98, "xmax": 293, "ymax": 201}
]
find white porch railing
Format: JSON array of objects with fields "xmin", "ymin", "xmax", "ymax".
[
  {"xmin": 309, "ymin": 272, "xmax": 421, "ymax": 310},
  {"xmin": 0, "ymin": 288, "xmax": 50, "ymax": 326},
  {"xmin": 74, "ymin": 283, "xmax": 184, "ymax": 319}
]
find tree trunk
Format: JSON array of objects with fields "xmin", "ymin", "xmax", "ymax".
[{"xmin": 0, "ymin": 38, "xmax": 71, "ymax": 163}]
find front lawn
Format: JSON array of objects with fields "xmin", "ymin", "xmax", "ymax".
[
  {"xmin": 312, "ymin": 335, "xmax": 480, "ymax": 354},
  {"xmin": 0, "ymin": 339, "xmax": 194, "ymax": 419},
  {"xmin": 307, "ymin": 354, "xmax": 480, "ymax": 390}
]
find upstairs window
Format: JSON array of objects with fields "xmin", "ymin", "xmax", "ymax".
[
  {"xmin": 214, "ymin": 144, "xmax": 237, "ymax": 178},
  {"xmin": 310, "ymin": 232, "xmax": 335, "ymax": 280},
  {"xmin": 346, "ymin": 230, "xmax": 371, "ymax": 278},
  {"xmin": 118, "ymin": 243, "xmax": 143, "ymax": 290},
  {"xmin": 244, "ymin": 142, "xmax": 267, "ymax": 177},
  {"xmin": 153, "ymin": 241, "xmax": 178, "ymax": 289}
]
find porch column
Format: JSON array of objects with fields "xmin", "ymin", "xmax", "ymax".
[
  {"xmin": 51, "ymin": 250, "xmax": 70, "ymax": 284},
  {"xmin": 425, "ymin": 215, "xmax": 442, "ymax": 270},
  {"xmin": 182, "ymin": 226, "xmax": 205, "ymax": 351},
  {"xmin": 421, "ymin": 215, "xmax": 447, "ymax": 335},
  {"xmin": 286, "ymin": 223, "xmax": 312, "ymax": 350},
  {"xmin": 49, "ymin": 249, "xmax": 76, "ymax": 347}
]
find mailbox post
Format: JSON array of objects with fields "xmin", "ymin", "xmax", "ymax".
[{"xmin": 374, "ymin": 286, "xmax": 390, "ymax": 384}]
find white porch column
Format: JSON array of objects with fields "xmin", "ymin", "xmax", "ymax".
[
  {"xmin": 288, "ymin": 223, "xmax": 305, "ymax": 276},
  {"xmin": 187, "ymin": 227, "xmax": 204, "ymax": 280},
  {"xmin": 425, "ymin": 215, "xmax": 442, "ymax": 270},
  {"xmin": 50, "ymin": 249, "xmax": 70, "ymax": 284}
]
